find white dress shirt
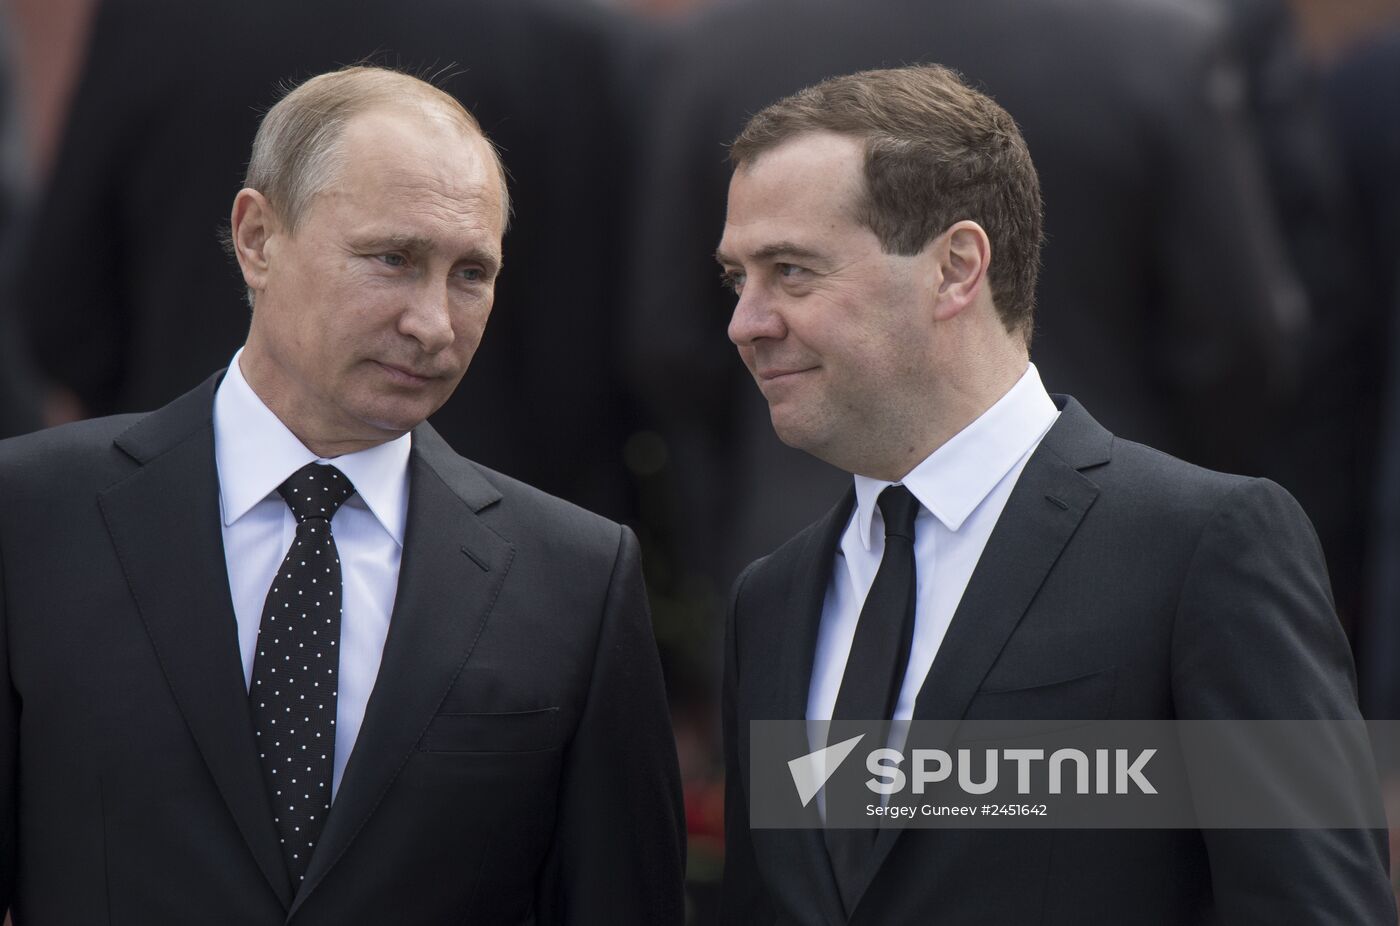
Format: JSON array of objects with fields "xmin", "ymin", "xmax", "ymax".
[
  {"xmin": 213, "ymin": 349, "xmax": 410, "ymax": 797},
  {"xmin": 807, "ymin": 363, "xmax": 1060, "ymax": 726}
]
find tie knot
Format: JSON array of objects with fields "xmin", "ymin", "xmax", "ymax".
[
  {"xmin": 877, "ymin": 483, "xmax": 920, "ymax": 541},
  {"xmin": 277, "ymin": 462, "xmax": 356, "ymax": 523}
]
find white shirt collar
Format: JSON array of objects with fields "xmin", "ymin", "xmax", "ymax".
[
  {"xmin": 851, "ymin": 363, "xmax": 1059, "ymax": 550},
  {"xmin": 213, "ymin": 348, "xmax": 412, "ymax": 546}
]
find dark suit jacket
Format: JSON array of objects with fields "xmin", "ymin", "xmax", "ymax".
[
  {"xmin": 0, "ymin": 375, "xmax": 684, "ymax": 924},
  {"xmin": 721, "ymin": 397, "xmax": 1392, "ymax": 925}
]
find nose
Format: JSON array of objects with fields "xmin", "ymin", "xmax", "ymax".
[
  {"xmin": 399, "ymin": 279, "xmax": 456, "ymax": 354},
  {"xmin": 727, "ymin": 283, "xmax": 786, "ymax": 347}
]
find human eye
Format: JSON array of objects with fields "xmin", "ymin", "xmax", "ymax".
[
  {"xmin": 776, "ymin": 262, "xmax": 806, "ymax": 279},
  {"xmin": 376, "ymin": 252, "xmax": 408, "ymax": 268},
  {"xmin": 720, "ymin": 269, "xmax": 745, "ymax": 294},
  {"xmin": 456, "ymin": 266, "xmax": 484, "ymax": 283}
]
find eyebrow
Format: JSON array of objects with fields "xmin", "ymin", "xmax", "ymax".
[
  {"xmin": 355, "ymin": 232, "xmax": 435, "ymax": 253},
  {"xmin": 714, "ymin": 241, "xmax": 826, "ymax": 267},
  {"xmin": 354, "ymin": 233, "xmax": 502, "ymax": 274}
]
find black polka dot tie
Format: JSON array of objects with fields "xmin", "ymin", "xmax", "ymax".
[{"xmin": 248, "ymin": 462, "xmax": 355, "ymax": 884}]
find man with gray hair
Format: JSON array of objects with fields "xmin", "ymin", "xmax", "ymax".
[
  {"xmin": 0, "ymin": 66, "xmax": 684, "ymax": 924},
  {"xmin": 718, "ymin": 64, "xmax": 1391, "ymax": 924}
]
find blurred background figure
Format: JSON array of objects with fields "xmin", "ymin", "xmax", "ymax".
[
  {"xmin": 1220, "ymin": 0, "xmax": 1381, "ymax": 629},
  {"xmin": 4, "ymin": 0, "xmax": 1400, "ymax": 921},
  {"xmin": 0, "ymin": 0, "xmax": 63, "ymax": 439},
  {"xmin": 1329, "ymin": 24, "xmax": 1400, "ymax": 718}
]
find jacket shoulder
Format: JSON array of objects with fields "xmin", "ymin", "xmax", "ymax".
[
  {"xmin": 1095, "ymin": 433, "xmax": 1286, "ymax": 512},
  {"xmin": 465, "ymin": 459, "xmax": 627, "ymax": 555},
  {"xmin": 0, "ymin": 414, "xmax": 145, "ymax": 489}
]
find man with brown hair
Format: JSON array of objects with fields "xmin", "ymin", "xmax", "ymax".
[
  {"xmin": 717, "ymin": 65, "xmax": 1391, "ymax": 924},
  {"xmin": 0, "ymin": 66, "xmax": 684, "ymax": 924}
]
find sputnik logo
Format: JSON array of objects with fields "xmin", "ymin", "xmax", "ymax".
[{"xmin": 787, "ymin": 735, "xmax": 865, "ymax": 807}]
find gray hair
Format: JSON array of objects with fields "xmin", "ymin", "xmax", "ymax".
[{"xmin": 228, "ymin": 65, "xmax": 510, "ymax": 306}]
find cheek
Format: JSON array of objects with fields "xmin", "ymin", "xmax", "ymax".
[
  {"xmin": 458, "ymin": 306, "xmax": 491, "ymax": 343},
  {"xmin": 267, "ymin": 299, "xmax": 327, "ymax": 364},
  {"xmin": 451, "ymin": 298, "xmax": 495, "ymax": 346},
  {"xmin": 336, "ymin": 290, "xmax": 403, "ymax": 341}
]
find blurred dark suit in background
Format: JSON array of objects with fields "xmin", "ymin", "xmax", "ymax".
[
  {"xmin": 1218, "ymin": 0, "xmax": 1382, "ymax": 627},
  {"xmin": 10, "ymin": 0, "xmax": 639, "ymax": 520},
  {"xmin": 1328, "ymin": 26, "xmax": 1400, "ymax": 717},
  {"xmin": 627, "ymin": 0, "xmax": 1309, "ymax": 598},
  {"xmin": 0, "ymin": 8, "xmax": 40, "ymax": 440}
]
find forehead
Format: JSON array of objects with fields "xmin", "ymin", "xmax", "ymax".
[
  {"xmin": 720, "ymin": 132, "xmax": 867, "ymax": 256},
  {"xmin": 311, "ymin": 107, "xmax": 506, "ymax": 244}
]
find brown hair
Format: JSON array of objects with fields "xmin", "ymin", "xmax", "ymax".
[{"xmin": 730, "ymin": 65, "xmax": 1043, "ymax": 341}]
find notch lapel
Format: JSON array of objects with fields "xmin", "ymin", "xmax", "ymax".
[
  {"xmin": 911, "ymin": 419, "xmax": 1103, "ymax": 726},
  {"xmin": 777, "ymin": 490, "xmax": 854, "ymax": 723},
  {"xmin": 289, "ymin": 425, "xmax": 511, "ymax": 918},
  {"xmin": 99, "ymin": 376, "xmax": 295, "ymax": 909},
  {"xmin": 846, "ymin": 397, "xmax": 1110, "ymax": 916}
]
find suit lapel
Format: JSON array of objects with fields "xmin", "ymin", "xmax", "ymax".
[
  {"xmin": 99, "ymin": 375, "xmax": 296, "ymax": 909},
  {"xmin": 847, "ymin": 397, "xmax": 1110, "ymax": 916},
  {"xmin": 743, "ymin": 491, "xmax": 853, "ymax": 926},
  {"xmin": 911, "ymin": 398, "xmax": 1106, "ymax": 726},
  {"xmin": 779, "ymin": 490, "xmax": 854, "ymax": 723},
  {"xmin": 289, "ymin": 424, "xmax": 512, "ymax": 918}
]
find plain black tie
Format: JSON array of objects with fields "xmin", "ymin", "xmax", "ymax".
[
  {"xmin": 825, "ymin": 483, "xmax": 921, "ymax": 916},
  {"xmin": 248, "ymin": 462, "xmax": 355, "ymax": 884}
]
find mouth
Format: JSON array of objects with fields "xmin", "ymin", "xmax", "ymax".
[
  {"xmin": 372, "ymin": 360, "xmax": 436, "ymax": 386},
  {"xmin": 757, "ymin": 366, "xmax": 817, "ymax": 383}
]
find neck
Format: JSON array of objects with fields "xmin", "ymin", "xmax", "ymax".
[
  {"xmin": 287, "ymin": 432, "xmax": 391, "ymax": 461},
  {"xmin": 853, "ymin": 355, "xmax": 1029, "ymax": 482}
]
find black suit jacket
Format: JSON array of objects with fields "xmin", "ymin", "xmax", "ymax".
[
  {"xmin": 0, "ymin": 375, "xmax": 684, "ymax": 924},
  {"xmin": 721, "ymin": 397, "xmax": 1392, "ymax": 924}
]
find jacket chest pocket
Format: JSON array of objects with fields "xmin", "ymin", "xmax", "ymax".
[
  {"xmin": 416, "ymin": 706, "xmax": 561, "ymax": 754},
  {"xmin": 963, "ymin": 667, "xmax": 1117, "ymax": 723}
]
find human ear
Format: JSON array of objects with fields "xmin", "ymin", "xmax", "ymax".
[
  {"xmin": 932, "ymin": 220, "xmax": 991, "ymax": 321},
  {"xmin": 230, "ymin": 189, "xmax": 280, "ymax": 299}
]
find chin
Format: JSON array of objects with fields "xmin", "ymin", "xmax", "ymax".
[
  {"xmin": 351, "ymin": 399, "xmax": 440, "ymax": 436},
  {"xmin": 358, "ymin": 374, "xmax": 457, "ymax": 421},
  {"xmin": 768, "ymin": 412, "xmax": 818, "ymax": 454},
  {"xmin": 770, "ymin": 407, "xmax": 849, "ymax": 470}
]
